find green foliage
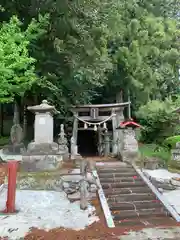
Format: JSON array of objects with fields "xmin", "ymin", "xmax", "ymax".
[
  {"xmin": 0, "ymin": 136, "xmax": 9, "ymax": 146},
  {"xmin": 0, "ymin": 0, "xmax": 179, "ymax": 113},
  {"xmin": 0, "ymin": 14, "xmax": 48, "ymax": 103},
  {"xmin": 99, "ymin": 0, "xmax": 180, "ymax": 106},
  {"xmin": 164, "ymin": 136, "xmax": 180, "ymax": 148},
  {"xmin": 136, "ymin": 97, "xmax": 179, "ymax": 143},
  {"xmin": 139, "ymin": 144, "xmax": 170, "ymax": 163}
]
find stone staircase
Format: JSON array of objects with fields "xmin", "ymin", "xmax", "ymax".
[{"xmin": 97, "ymin": 162, "xmax": 176, "ymax": 228}]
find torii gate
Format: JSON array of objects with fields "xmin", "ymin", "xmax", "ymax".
[{"xmin": 70, "ymin": 102, "xmax": 130, "ymax": 157}]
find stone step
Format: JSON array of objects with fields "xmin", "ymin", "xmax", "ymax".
[
  {"xmin": 104, "ymin": 187, "xmax": 152, "ymax": 195},
  {"xmin": 114, "ymin": 216, "xmax": 175, "ymax": 227},
  {"xmin": 107, "ymin": 193, "xmax": 155, "ymax": 202},
  {"xmin": 113, "ymin": 209, "xmax": 167, "ymax": 220},
  {"xmin": 97, "ymin": 164, "xmax": 131, "ymax": 169},
  {"xmin": 98, "ymin": 172, "xmax": 138, "ymax": 178},
  {"xmin": 99, "ymin": 176, "xmax": 141, "ymax": 183},
  {"xmin": 109, "ymin": 201, "xmax": 163, "ymax": 211},
  {"xmin": 101, "ymin": 181, "xmax": 146, "ymax": 189},
  {"xmin": 98, "ymin": 168, "xmax": 135, "ymax": 174},
  {"xmin": 96, "ymin": 162, "xmax": 128, "ymax": 167}
]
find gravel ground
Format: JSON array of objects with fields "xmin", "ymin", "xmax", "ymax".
[
  {"xmin": 119, "ymin": 227, "xmax": 180, "ymax": 240},
  {"xmin": 0, "ymin": 189, "xmax": 99, "ymax": 239}
]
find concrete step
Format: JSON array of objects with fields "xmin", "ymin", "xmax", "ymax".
[
  {"xmin": 99, "ymin": 176, "xmax": 141, "ymax": 183},
  {"xmin": 113, "ymin": 209, "xmax": 167, "ymax": 220},
  {"xmin": 107, "ymin": 193, "xmax": 155, "ymax": 202},
  {"xmin": 109, "ymin": 201, "xmax": 163, "ymax": 211},
  {"xmin": 104, "ymin": 187, "xmax": 152, "ymax": 195},
  {"xmin": 101, "ymin": 181, "xmax": 146, "ymax": 189}
]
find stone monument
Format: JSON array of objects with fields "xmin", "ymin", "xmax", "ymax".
[
  {"xmin": 22, "ymin": 100, "xmax": 63, "ymax": 171},
  {"xmin": 171, "ymin": 142, "xmax": 180, "ymax": 168}
]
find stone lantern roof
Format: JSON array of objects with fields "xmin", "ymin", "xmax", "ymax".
[{"xmin": 27, "ymin": 100, "xmax": 59, "ymax": 114}]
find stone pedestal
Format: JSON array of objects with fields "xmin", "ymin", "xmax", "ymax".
[
  {"xmin": 22, "ymin": 100, "xmax": 62, "ymax": 171},
  {"xmin": 122, "ymin": 128, "xmax": 138, "ymax": 163},
  {"xmin": 21, "ymin": 154, "xmax": 62, "ymax": 172}
]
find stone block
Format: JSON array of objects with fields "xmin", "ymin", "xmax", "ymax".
[
  {"xmin": 26, "ymin": 142, "xmax": 59, "ymax": 155},
  {"xmin": 122, "ymin": 150, "xmax": 138, "ymax": 163},
  {"xmin": 67, "ymin": 191, "xmax": 96, "ymax": 201},
  {"xmin": 21, "ymin": 155, "xmax": 62, "ymax": 172}
]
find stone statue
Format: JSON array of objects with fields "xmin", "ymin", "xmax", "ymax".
[
  {"xmin": 58, "ymin": 124, "xmax": 67, "ymax": 146},
  {"xmin": 58, "ymin": 124, "xmax": 69, "ymax": 158},
  {"xmin": 71, "ymin": 136, "xmax": 78, "ymax": 158},
  {"xmin": 3, "ymin": 102, "xmax": 25, "ymax": 154}
]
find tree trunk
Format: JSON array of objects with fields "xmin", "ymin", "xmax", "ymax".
[
  {"xmin": 13, "ymin": 100, "xmax": 20, "ymax": 124},
  {"xmin": 0, "ymin": 104, "xmax": 4, "ymax": 136}
]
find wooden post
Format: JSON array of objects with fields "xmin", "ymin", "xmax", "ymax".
[{"xmin": 5, "ymin": 161, "xmax": 18, "ymax": 213}]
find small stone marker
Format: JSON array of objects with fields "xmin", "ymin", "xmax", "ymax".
[{"xmin": 171, "ymin": 142, "xmax": 180, "ymax": 162}]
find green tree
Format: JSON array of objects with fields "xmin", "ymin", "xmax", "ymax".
[
  {"xmin": 1, "ymin": 0, "xmax": 115, "ymax": 111},
  {"xmin": 136, "ymin": 96, "xmax": 180, "ymax": 143},
  {"xmin": 100, "ymin": 0, "xmax": 180, "ymax": 106},
  {"xmin": 1, "ymin": 0, "xmax": 179, "ymax": 111},
  {"xmin": 0, "ymin": 13, "xmax": 48, "ymax": 103}
]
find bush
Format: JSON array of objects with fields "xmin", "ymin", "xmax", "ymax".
[
  {"xmin": 164, "ymin": 135, "xmax": 180, "ymax": 148},
  {"xmin": 139, "ymin": 144, "xmax": 170, "ymax": 163},
  {"xmin": 0, "ymin": 137, "xmax": 9, "ymax": 146},
  {"xmin": 136, "ymin": 97, "xmax": 180, "ymax": 144}
]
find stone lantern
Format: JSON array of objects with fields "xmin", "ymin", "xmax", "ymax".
[{"xmin": 22, "ymin": 100, "xmax": 63, "ymax": 171}]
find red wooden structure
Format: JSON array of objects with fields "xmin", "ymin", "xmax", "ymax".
[
  {"xmin": 117, "ymin": 119, "xmax": 142, "ymax": 129},
  {"xmin": 4, "ymin": 161, "xmax": 19, "ymax": 213}
]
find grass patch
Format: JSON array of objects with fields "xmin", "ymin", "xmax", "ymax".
[
  {"xmin": 139, "ymin": 143, "xmax": 170, "ymax": 163},
  {"xmin": 0, "ymin": 136, "xmax": 9, "ymax": 146}
]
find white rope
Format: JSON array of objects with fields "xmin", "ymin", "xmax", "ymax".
[{"xmin": 75, "ymin": 113, "xmax": 116, "ymax": 126}]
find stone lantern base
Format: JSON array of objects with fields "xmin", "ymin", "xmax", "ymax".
[
  {"xmin": 21, "ymin": 154, "xmax": 63, "ymax": 172},
  {"xmin": 21, "ymin": 142, "xmax": 63, "ymax": 172}
]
